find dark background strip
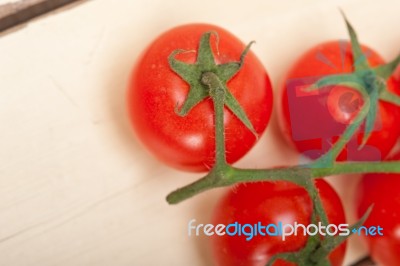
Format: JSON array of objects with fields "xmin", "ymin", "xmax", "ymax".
[
  {"xmin": 350, "ymin": 256, "xmax": 376, "ymax": 266},
  {"xmin": 0, "ymin": 0, "xmax": 86, "ymax": 33}
]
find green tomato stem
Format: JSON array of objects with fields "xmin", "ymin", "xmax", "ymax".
[
  {"xmin": 166, "ymin": 161, "xmax": 400, "ymax": 204},
  {"xmin": 314, "ymin": 90, "xmax": 370, "ymax": 167},
  {"xmin": 201, "ymin": 71, "xmax": 228, "ymax": 167}
]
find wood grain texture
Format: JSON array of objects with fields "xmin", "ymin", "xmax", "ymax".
[{"xmin": 0, "ymin": 0, "xmax": 85, "ymax": 32}]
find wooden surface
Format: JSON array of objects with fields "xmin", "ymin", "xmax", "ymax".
[
  {"xmin": 0, "ymin": 0, "xmax": 399, "ymax": 265},
  {"xmin": 0, "ymin": 0, "xmax": 85, "ymax": 33}
]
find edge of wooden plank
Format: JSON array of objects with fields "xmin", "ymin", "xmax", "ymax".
[{"xmin": 0, "ymin": 0, "xmax": 86, "ymax": 34}]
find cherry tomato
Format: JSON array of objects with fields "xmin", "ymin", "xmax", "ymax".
[
  {"xmin": 356, "ymin": 153, "xmax": 400, "ymax": 265},
  {"xmin": 395, "ymin": 65, "xmax": 400, "ymax": 93},
  {"xmin": 211, "ymin": 179, "xmax": 346, "ymax": 266},
  {"xmin": 279, "ymin": 41, "xmax": 400, "ymax": 161},
  {"xmin": 127, "ymin": 24, "xmax": 273, "ymax": 172}
]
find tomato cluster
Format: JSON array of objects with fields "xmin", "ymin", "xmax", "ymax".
[{"xmin": 126, "ymin": 16, "xmax": 400, "ymax": 266}]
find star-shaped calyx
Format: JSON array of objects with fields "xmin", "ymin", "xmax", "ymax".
[
  {"xmin": 307, "ymin": 10, "xmax": 400, "ymax": 147},
  {"xmin": 168, "ymin": 32, "xmax": 257, "ymax": 137}
]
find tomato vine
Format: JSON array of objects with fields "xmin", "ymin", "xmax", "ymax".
[{"xmin": 164, "ymin": 12, "xmax": 400, "ymax": 266}]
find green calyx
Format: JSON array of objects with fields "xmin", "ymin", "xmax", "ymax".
[
  {"xmin": 310, "ymin": 206, "xmax": 372, "ymax": 264},
  {"xmin": 308, "ymin": 11, "xmax": 400, "ymax": 164},
  {"xmin": 168, "ymin": 31, "xmax": 258, "ymax": 137},
  {"xmin": 266, "ymin": 205, "xmax": 373, "ymax": 266}
]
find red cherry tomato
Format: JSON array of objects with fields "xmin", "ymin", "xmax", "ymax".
[
  {"xmin": 211, "ymin": 179, "xmax": 346, "ymax": 266},
  {"xmin": 395, "ymin": 65, "xmax": 400, "ymax": 91},
  {"xmin": 356, "ymin": 153, "xmax": 400, "ymax": 265},
  {"xmin": 279, "ymin": 41, "xmax": 400, "ymax": 161},
  {"xmin": 127, "ymin": 24, "xmax": 273, "ymax": 172}
]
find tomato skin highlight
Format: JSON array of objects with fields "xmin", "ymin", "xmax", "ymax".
[
  {"xmin": 280, "ymin": 41, "xmax": 400, "ymax": 162},
  {"xmin": 356, "ymin": 153, "xmax": 400, "ymax": 266},
  {"xmin": 211, "ymin": 179, "xmax": 346, "ymax": 266},
  {"xmin": 127, "ymin": 24, "xmax": 273, "ymax": 172}
]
